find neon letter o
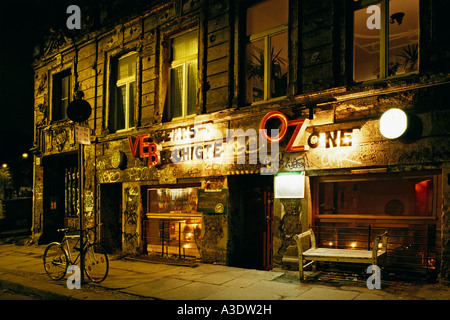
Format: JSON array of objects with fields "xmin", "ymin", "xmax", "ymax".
[{"xmin": 259, "ymin": 111, "xmax": 288, "ymax": 142}]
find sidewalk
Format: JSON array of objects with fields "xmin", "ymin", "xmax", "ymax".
[{"xmin": 0, "ymin": 241, "xmax": 449, "ymax": 301}]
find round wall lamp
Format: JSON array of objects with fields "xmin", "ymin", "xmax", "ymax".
[
  {"xmin": 379, "ymin": 108, "xmax": 407, "ymax": 139},
  {"xmin": 379, "ymin": 108, "xmax": 422, "ymax": 141}
]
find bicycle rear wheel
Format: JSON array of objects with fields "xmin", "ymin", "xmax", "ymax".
[
  {"xmin": 43, "ymin": 242, "xmax": 68, "ymax": 281},
  {"xmin": 83, "ymin": 243, "xmax": 109, "ymax": 283}
]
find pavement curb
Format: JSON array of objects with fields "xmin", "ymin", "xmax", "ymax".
[
  {"xmin": 0, "ymin": 275, "xmax": 72, "ymax": 300},
  {"xmin": 0, "ymin": 270, "xmax": 152, "ymax": 300}
]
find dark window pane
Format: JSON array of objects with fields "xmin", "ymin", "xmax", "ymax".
[
  {"xmin": 270, "ymin": 32, "xmax": 288, "ymax": 99},
  {"xmin": 246, "ymin": 40, "xmax": 265, "ymax": 104}
]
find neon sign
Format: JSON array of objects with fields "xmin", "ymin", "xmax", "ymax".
[
  {"xmin": 128, "ymin": 121, "xmax": 280, "ymax": 175},
  {"xmin": 259, "ymin": 111, "xmax": 355, "ymax": 151}
]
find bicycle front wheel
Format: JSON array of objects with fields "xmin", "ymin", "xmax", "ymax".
[
  {"xmin": 43, "ymin": 242, "xmax": 68, "ymax": 281},
  {"xmin": 83, "ymin": 243, "xmax": 109, "ymax": 283}
]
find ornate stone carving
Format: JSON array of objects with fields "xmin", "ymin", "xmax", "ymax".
[{"xmin": 42, "ymin": 29, "xmax": 73, "ymax": 57}]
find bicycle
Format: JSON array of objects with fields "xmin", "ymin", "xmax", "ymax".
[{"xmin": 43, "ymin": 225, "xmax": 109, "ymax": 283}]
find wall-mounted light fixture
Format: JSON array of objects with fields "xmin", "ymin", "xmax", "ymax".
[
  {"xmin": 274, "ymin": 171, "xmax": 305, "ymax": 198},
  {"xmin": 379, "ymin": 108, "xmax": 422, "ymax": 141},
  {"xmin": 379, "ymin": 108, "xmax": 408, "ymax": 139}
]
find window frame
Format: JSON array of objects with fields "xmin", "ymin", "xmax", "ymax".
[
  {"xmin": 51, "ymin": 69, "xmax": 72, "ymax": 122},
  {"xmin": 168, "ymin": 29, "xmax": 199, "ymax": 121},
  {"xmin": 247, "ymin": 24, "xmax": 288, "ymax": 103},
  {"xmin": 243, "ymin": 0, "xmax": 289, "ymax": 105},
  {"xmin": 311, "ymin": 171, "xmax": 440, "ymax": 225},
  {"xmin": 353, "ymin": 0, "xmax": 420, "ymax": 82},
  {"xmin": 111, "ymin": 52, "xmax": 137, "ymax": 133}
]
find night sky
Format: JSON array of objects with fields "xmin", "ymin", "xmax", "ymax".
[{"xmin": 0, "ymin": 1, "xmax": 70, "ymax": 166}]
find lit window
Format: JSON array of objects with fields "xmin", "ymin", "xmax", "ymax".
[
  {"xmin": 168, "ymin": 30, "xmax": 198, "ymax": 120},
  {"xmin": 146, "ymin": 188, "xmax": 202, "ymax": 258},
  {"xmin": 246, "ymin": 0, "xmax": 288, "ymax": 104},
  {"xmin": 52, "ymin": 70, "xmax": 71, "ymax": 121},
  {"xmin": 111, "ymin": 52, "xmax": 136, "ymax": 132},
  {"xmin": 318, "ymin": 175, "xmax": 433, "ymax": 216},
  {"xmin": 353, "ymin": 0, "xmax": 419, "ymax": 82}
]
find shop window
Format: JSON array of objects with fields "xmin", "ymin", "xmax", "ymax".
[
  {"xmin": 145, "ymin": 187, "xmax": 202, "ymax": 258},
  {"xmin": 353, "ymin": 0, "xmax": 419, "ymax": 82},
  {"xmin": 245, "ymin": 0, "xmax": 288, "ymax": 104},
  {"xmin": 111, "ymin": 52, "xmax": 136, "ymax": 132},
  {"xmin": 167, "ymin": 30, "xmax": 198, "ymax": 120},
  {"xmin": 317, "ymin": 174, "xmax": 434, "ymax": 217},
  {"xmin": 52, "ymin": 70, "xmax": 71, "ymax": 121}
]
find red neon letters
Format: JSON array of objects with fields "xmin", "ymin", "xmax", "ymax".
[
  {"xmin": 128, "ymin": 135, "xmax": 160, "ymax": 166},
  {"xmin": 259, "ymin": 111, "xmax": 309, "ymax": 152}
]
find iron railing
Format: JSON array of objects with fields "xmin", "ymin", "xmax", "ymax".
[
  {"xmin": 143, "ymin": 218, "xmax": 202, "ymax": 260},
  {"xmin": 311, "ymin": 223, "xmax": 441, "ymax": 281}
]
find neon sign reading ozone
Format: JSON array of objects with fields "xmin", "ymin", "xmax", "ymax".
[{"xmin": 259, "ymin": 111, "xmax": 355, "ymax": 150}]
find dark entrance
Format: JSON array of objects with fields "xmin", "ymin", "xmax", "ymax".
[
  {"xmin": 100, "ymin": 183, "xmax": 122, "ymax": 253},
  {"xmin": 42, "ymin": 153, "xmax": 77, "ymax": 243},
  {"xmin": 228, "ymin": 175, "xmax": 273, "ymax": 270}
]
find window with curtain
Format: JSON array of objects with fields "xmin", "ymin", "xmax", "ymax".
[
  {"xmin": 353, "ymin": 0, "xmax": 419, "ymax": 82},
  {"xmin": 245, "ymin": 0, "xmax": 288, "ymax": 104},
  {"xmin": 168, "ymin": 30, "xmax": 198, "ymax": 120},
  {"xmin": 111, "ymin": 52, "xmax": 137, "ymax": 132}
]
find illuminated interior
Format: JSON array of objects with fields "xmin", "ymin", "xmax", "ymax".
[
  {"xmin": 313, "ymin": 172, "xmax": 440, "ymax": 273},
  {"xmin": 354, "ymin": 0, "xmax": 419, "ymax": 81},
  {"xmin": 145, "ymin": 187, "xmax": 202, "ymax": 258},
  {"xmin": 318, "ymin": 175, "xmax": 433, "ymax": 216}
]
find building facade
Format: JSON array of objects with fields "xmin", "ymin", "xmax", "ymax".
[{"xmin": 31, "ymin": 0, "xmax": 450, "ymax": 283}]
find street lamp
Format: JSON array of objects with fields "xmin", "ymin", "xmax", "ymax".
[{"xmin": 2, "ymin": 163, "xmax": 7, "ymax": 168}]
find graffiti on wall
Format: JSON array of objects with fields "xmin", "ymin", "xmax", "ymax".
[{"xmin": 123, "ymin": 186, "xmax": 139, "ymax": 251}]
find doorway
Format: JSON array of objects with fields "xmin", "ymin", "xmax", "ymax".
[
  {"xmin": 42, "ymin": 153, "xmax": 77, "ymax": 243},
  {"xmin": 228, "ymin": 175, "xmax": 273, "ymax": 270},
  {"xmin": 100, "ymin": 183, "xmax": 122, "ymax": 253}
]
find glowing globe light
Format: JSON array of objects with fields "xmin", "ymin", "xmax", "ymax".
[{"xmin": 379, "ymin": 108, "xmax": 407, "ymax": 139}]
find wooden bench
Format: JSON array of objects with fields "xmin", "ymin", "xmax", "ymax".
[{"xmin": 283, "ymin": 229, "xmax": 388, "ymax": 281}]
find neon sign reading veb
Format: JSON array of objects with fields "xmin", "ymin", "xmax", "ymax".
[
  {"xmin": 259, "ymin": 111, "xmax": 355, "ymax": 151},
  {"xmin": 127, "ymin": 121, "xmax": 280, "ymax": 175}
]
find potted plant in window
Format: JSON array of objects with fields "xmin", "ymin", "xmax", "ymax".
[
  {"xmin": 247, "ymin": 46, "xmax": 287, "ymax": 101},
  {"xmin": 398, "ymin": 43, "xmax": 418, "ymax": 73}
]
